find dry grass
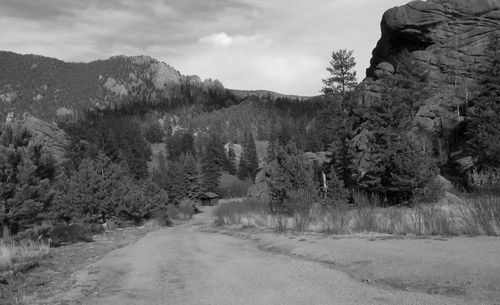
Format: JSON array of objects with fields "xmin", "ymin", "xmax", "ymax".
[
  {"xmin": 213, "ymin": 195, "xmax": 499, "ymax": 236},
  {"xmin": 0, "ymin": 239, "xmax": 50, "ymax": 269},
  {"xmin": 459, "ymin": 195, "xmax": 500, "ymax": 235}
]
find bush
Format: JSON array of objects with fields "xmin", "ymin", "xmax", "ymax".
[
  {"xmin": 218, "ymin": 174, "xmax": 252, "ymax": 198},
  {"xmin": 149, "ymin": 206, "xmax": 174, "ymax": 226},
  {"xmin": 14, "ymin": 222, "xmax": 54, "ymax": 242},
  {"xmin": 178, "ymin": 199, "xmax": 196, "ymax": 219},
  {"xmin": 467, "ymin": 168, "xmax": 500, "ymax": 195},
  {"xmin": 47, "ymin": 224, "xmax": 94, "ymax": 247},
  {"xmin": 412, "ymin": 179, "xmax": 445, "ymax": 204}
]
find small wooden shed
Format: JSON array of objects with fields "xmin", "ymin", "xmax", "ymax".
[{"xmin": 198, "ymin": 192, "xmax": 220, "ymax": 206}]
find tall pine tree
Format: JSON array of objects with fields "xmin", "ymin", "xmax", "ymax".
[
  {"xmin": 239, "ymin": 130, "xmax": 259, "ymax": 181},
  {"xmin": 465, "ymin": 37, "xmax": 500, "ymax": 168},
  {"xmin": 200, "ymin": 134, "xmax": 225, "ymax": 192},
  {"xmin": 1, "ymin": 123, "xmax": 56, "ymax": 234}
]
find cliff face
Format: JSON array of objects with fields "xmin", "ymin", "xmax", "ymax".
[
  {"xmin": 361, "ymin": 0, "xmax": 500, "ymax": 133},
  {"xmin": 354, "ymin": 0, "xmax": 500, "ymax": 175}
]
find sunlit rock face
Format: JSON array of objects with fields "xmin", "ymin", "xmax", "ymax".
[
  {"xmin": 353, "ymin": 0, "xmax": 500, "ymax": 175},
  {"xmin": 361, "ymin": 0, "xmax": 500, "ymax": 133}
]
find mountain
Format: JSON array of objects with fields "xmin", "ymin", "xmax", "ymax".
[
  {"xmin": 229, "ymin": 89, "xmax": 313, "ymax": 101},
  {"xmin": 0, "ymin": 51, "xmax": 235, "ymax": 121}
]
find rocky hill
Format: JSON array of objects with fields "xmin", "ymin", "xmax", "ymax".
[
  {"xmin": 0, "ymin": 52, "xmax": 233, "ymax": 122},
  {"xmin": 230, "ymin": 89, "xmax": 313, "ymax": 101},
  {"xmin": 356, "ymin": 0, "xmax": 500, "ymax": 173}
]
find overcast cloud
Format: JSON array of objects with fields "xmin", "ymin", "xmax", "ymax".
[{"xmin": 0, "ymin": 0, "xmax": 410, "ymax": 96}]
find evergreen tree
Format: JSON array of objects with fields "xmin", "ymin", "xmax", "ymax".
[
  {"xmin": 200, "ymin": 134, "xmax": 225, "ymax": 192},
  {"xmin": 143, "ymin": 120, "xmax": 164, "ymax": 144},
  {"xmin": 324, "ymin": 166, "xmax": 350, "ymax": 206},
  {"xmin": 226, "ymin": 144, "xmax": 238, "ymax": 175},
  {"xmin": 245, "ymin": 131, "xmax": 259, "ymax": 180},
  {"xmin": 267, "ymin": 149, "xmax": 317, "ymax": 213},
  {"xmin": 0, "ymin": 123, "xmax": 55, "ymax": 234},
  {"xmin": 54, "ymin": 153, "xmax": 169, "ymax": 224},
  {"xmin": 167, "ymin": 131, "xmax": 196, "ymax": 160},
  {"xmin": 266, "ymin": 140, "xmax": 279, "ymax": 163},
  {"xmin": 322, "ymin": 49, "xmax": 357, "ymax": 95},
  {"xmin": 465, "ymin": 38, "xmax": 500, "ymax": 168},
  {"xmin": 266, "ymin": 123, "xmax": 279, "ymax": 162},
  {"xmin": 239, "ymin": 130, "xmax": 259, "ymax": 181},
  {"xmin": 354, "ymin": 56, "xmax": 437, "ymax": 203},
  {"xmin": 180, "ymin": 152, "xmax": 201, "ymax": 199}
]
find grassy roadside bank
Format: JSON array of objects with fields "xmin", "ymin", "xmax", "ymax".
[
  {"xmin": 213, "ymin": 193, "xmax": 500, "ymax": 236},
  {"xmin": 212, "ymin": 193, "xmax": 500, "ymax": 303}
]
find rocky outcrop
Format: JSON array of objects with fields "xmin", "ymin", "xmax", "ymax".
[
  {"xmin": 7, "ymin": 115, "xmax": 68, "ymax": 164},
  {"xmin": 361, "ymin": 0, "xmax": 500, "ymax": 134},
  {"xmin": 354, "ymin": 0, "xmax": 500, "ymax": 175}
]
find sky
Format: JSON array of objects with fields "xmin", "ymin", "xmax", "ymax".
[{"xmin": 0, "ymin": 0, "xmax": 411, "ymax": 96}]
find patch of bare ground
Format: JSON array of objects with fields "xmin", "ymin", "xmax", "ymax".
[
  {"xmin": 212, "ymin": 225, "xmax": 500, "ymax": 305},
  {"xmin": 0, "ymin": 226, "xmax": 159, "ymax": 305}
]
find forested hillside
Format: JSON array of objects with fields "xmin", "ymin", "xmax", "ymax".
[
  {"xmin": 0, "ymin": 51, "xmax": 238, "ymax": 121},
  {"xmin": 1, "ymin": 0, "xmax": 500, "ymax": 241}
]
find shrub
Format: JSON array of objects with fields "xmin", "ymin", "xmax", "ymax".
[
  {"xmin": 218, "ymin": 174, "xmax": 252, "ymax": 198},
  {"xmin": 14, "ymin": 221, "xmax": 54, "ymax": 242},
  {"xmin": 46, "ymin": 224, "xmax": 94, "ymax": 247},
  {"xmin": 467, "ymin": 168, "xmax": 500, "ymax": 195},
  {"xmin": 178, "ymin": 199, "xmax": 196, "ymax": 219},
  {"xmin": 412, "ymin": 179, "xmax": 445, "ymax": 204},
  {"xmin": 149, "ymin": 206, "xmax": 174, "ymax": 226}
]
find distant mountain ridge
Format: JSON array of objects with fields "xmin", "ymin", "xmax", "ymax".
[
  {"xmin": 0, "ymin": 51, "xmax": 233, "ymax": 121},
  {"xmin": 229, "ymin": 89, "xmax": 314, "ymax": 101}
]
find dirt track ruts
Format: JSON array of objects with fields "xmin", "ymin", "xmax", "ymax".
[{"xmin": 62, "ymin": 208, "xmax": 475, "ymax": 305}]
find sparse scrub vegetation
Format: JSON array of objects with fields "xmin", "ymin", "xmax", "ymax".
[
  {"xmin": 0, "ymin": 238, "xmax": 50, "ymax": 270},
  {"xmin": 178, "ymin": 199, "xmax": 197, "ymax": 219},
  {"xmin": 213, "ymin": 190, "xmax": 499, "ymax": 236}
]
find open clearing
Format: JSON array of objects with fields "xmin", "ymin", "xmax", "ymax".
[{"xmin": 51, "ymin": 207, "xmax": 500, "ymax": 305}]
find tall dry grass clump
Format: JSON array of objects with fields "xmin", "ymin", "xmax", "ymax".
[
  {"xmin": 0, "ymin": 238, "xmax": 50, "ymax": 269},
  {"xmin": 459, "ymin": 168, "xmax": 500, "ymax": 235},
  {"xmin": 213, "ymin": 198, "xmax": 269, "ymax": 226},
  {"xmin": 213, "ymin": 175, "xmax": 499, "ymax": 236}
]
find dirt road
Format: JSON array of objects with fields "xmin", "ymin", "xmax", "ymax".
[{"xmin": 63, "ymin": 208, "xmax": 474, "ymax": 305}]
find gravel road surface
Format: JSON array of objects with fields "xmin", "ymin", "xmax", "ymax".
[{"xmin": 65, "ymin": 208, "xmax": 472, "ymax": 305}]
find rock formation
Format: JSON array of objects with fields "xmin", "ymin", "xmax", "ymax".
[
  {"xmin": 355, "ymin": 0, "xmax": 500, "ymax": 173},
  {"xmin": 362, "ymin": 0, "xmax": 500, "ymax": 132},
  {"xmin": 5, "ymin": 113, "xmax": 68, "ymax": 164}
]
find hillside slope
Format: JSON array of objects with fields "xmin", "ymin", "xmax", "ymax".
[{"xmin": 0, "ymin": 52, "xmax": 233, "ymax": 121}]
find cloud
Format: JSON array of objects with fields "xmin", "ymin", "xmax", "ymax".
[
  {"xmin": 0, "ymin": 0, "xmax": 412, "ymax": 95},
  {"xmin": 199, "ymin": 32, "xmax": 270, "ymax": 47},
  {"xmin": 200, "ymin": 32, "xmax": 235, "ymax": 46}
]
